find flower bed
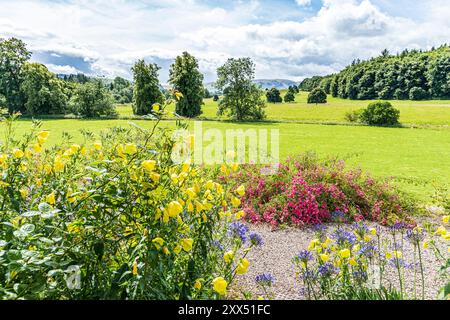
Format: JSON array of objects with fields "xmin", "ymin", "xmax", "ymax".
[{"xmin": 225, "ymin": 153, "xmax": 417, "ymax": 227}]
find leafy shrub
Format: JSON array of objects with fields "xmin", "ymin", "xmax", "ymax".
[
  {"xmin": 284, "ymin": 91, "xmax": 295, "ymax": 103},
  {"xmin": 344, "ymin": 109, "xmax": 363, "ymax": 123},
  {"xmin": 0, "ymin": 106, "xmax": 259, "ymax": 299},
  {"xmin": 70, "ymin": 81, "xmax": 117, "ymax": 118},
  {"xmin": 224, "ymin": 153, "xmax": 416, "ymax": 227},
  {"xmin": 360, "ymin": 101, "xmax": 400, "ymax": 126},
  {"xmin": 409, "ymin": 87, "xmax": 429, "ymax": 101},
  {"xmin": 266, "ymin": 88, "xmax": 282, "ymax": 103},
  {"xmin": 307, "ymin": 88, "xmax": 327, "ymax": 104}
]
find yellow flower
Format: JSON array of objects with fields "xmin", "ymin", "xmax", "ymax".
[
  {"xmin": 442, "ymin": 233, "xmax": 450, "ymax": 241},
  {"xmin": 150, "ymin": 172, "xmax": 160, "ymax": 183},
  {"xmin": 167, "ymin": 201, "xmax": 183, "ymax": 217},
  {"xmin": 369, "ymin": 228, "xmax": 377, "ymax": 235},
  {"xmin": 423, "ymin": 240, "xmax": 429, "ymax": 249},
  {"xmin": 186, "ymin": 188, "xmax": 197, "ymax": 199},
  {"xmin": 236, "ymin": 258, "xmax": 250, "ymax": 275},
  {"xmin": 70, "ymin": 144, "xmax": 80, "ymax": 154},
  {"xmin": 152, "ymin": 103, "xmax": 160, "ymax": 111},
  {"xmin": 194, "ymin": 279, "xmax": 202, "ymax": 290},
  {"xmin": 232, "ymin": 163, "xmax": 239, "ymax": 172},
  {"xmin": 308, "ymin": 239, "xmax": 320, "ymax": 251},
  {"xmin": 32, "ymin": 143, "xmax": 42, "ymax": 153},
  {"xmin": 443, "ymin": 215, "xmax": 449, "ymax": 224},
  {"xmin": 393, "ymin": 251, "xmax": 402, "ymax": 259},
  {"xmin": 212, "ymin": 277, "xmax": 227, "ymax": 295},
  {"xmin": 363, "ymin": 235, "xmax": 371, "ymax": 242},
  {"xmin": 0, "ymin": 154, "xmax": 6, "ymax": 165},
  {"xmin": 132, "ymin": 261, "xmax": 138, "ymax": 276},
  {"xmin": 141, "ymin": 160, "xmax": 156, "ymax": 172},
  {"xmin": 181, "ymin": 238, "xmax": 193, "ymax": 252},
  {"xmin": 436, "ymin": 226, "xmax": 447, "ymax": 236},
  {"xmin": 37, "ymin": 131, "xmax": 50, "ymax": 144},
  {"xmin": 53, "ymin": 156, "xmax": 64, "ymax": 172},
  {"xmin": 163, "ymin": 247, "xmax": 170, "ymax": 255},
  {"xmin": 12, "ymin": 149, "xmax": 24, "ymax": 159},
  {"xmin": 46, "ymin": 191, "xmax": 56, "ymax": 205},
  {"xmin": 19, "ymin": 188, "xmax": 28, "ymax": 199},
  {"xmin": 235, "ymin": 210, "xmax": 245, "ymax": 220},
  {"xmin": 386, "ymin": 251, "xmax": 393, "ymax": 259},
  {"xmin": 322, "ymin": 237, "xmax": 332, "ymax": 248},
  {"xmin": 235, "ymin": 185, "xmax": 245, "ymax": 197},
  {"xmin": 349, "ymin": 258, "xmax": 357, "ymax": 266},
  {"xmin": 152, "ymin": 237, "xmax": 165, "ymax": 249},
  {"xmin": 339, "ymin": 249, "xmax": 351, "ymax": 259},
  {"xmin": 231, "ymin": 197, "xmax": 241, "ymax": 208},
  {"xmin": 91, "ymin": 141, "xmax": 102, "ymax": 151},
  {"xmin": 223, "ymin": 250, "xmax": 234, "ymax": 264},
  {"xmin": 174, "ymin": 91, "xmax": 184, "ymax": 100},
  {"xmin": 124, "ymin": 143, "xmax": 137, "ymax": 155},
  {"xmin": 173, "ymin": 245, "xmax": 182, "ymax": 254},
  {"xmin": 319, "ymin": 254, "xmax": 329, "ymax": 262}
]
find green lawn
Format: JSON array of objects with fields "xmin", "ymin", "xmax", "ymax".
[
  {"xmin": 4, "ymin": 118, "xmax": 450, "ymax": 202},
  {"xmin": 118, "ymin": 93, "xmax": 450, "ymax": 126}
]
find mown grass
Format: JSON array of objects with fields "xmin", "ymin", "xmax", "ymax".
[{"xmin": 4, "ymin": 118, "xmax": 450, "ymax": 202}]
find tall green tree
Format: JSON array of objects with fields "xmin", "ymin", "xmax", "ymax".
[
  {"xmin": 70, "ymin": 81, "xmax": 117, "ymax": 118},
  {"xmin": 169, "ymin": 52, "xmax": 204, "ymax": 117},
  {"xmin": 20, "ymin": 63, "xmax": 67, "ymax": 115},
  {"xmin": 266, "ymin": 87, "xmax": 282, "ymax": 103},
  {"xmin": 215, "ymin": 58, "xmax": 266, "ymax": 121},
  {"xmin": 0, "ymin": 38, "xmax": 31, "ymax": 113},
  {"xmin": 131, "ymin": 60, "xmax": 164, "ymax": 115}
]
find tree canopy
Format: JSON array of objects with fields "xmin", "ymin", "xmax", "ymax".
[{"xmin": 131, "ymin": 60, "xmax": 164, "ymax": 115}]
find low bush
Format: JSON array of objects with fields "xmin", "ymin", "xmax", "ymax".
[
  {"xmin": 360, "ymin": 101, "xmax": 400, "ymax": 126},
  {"xmin": 307, "ymin": 88, "xmax": 327, "ymax": 104},
  {"xmin": 70, "ymin": 81, "xmax": 118, "ymax": 118},
  {"xmin": 409, "ymin": 87, "xmax": 429, "ymax": 101},
  {"xmin": 284, "ymin": 91, "xmax": 295, "ymax": 103},
  {"xmin": 344, "ymin": 109, "xmax": 363, "ymax": 123},
  {"xmin": 224, "ymin": 153, "xmax": 417, "ymax": 227}
]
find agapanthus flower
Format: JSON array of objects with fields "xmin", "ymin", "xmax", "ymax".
[
  {"xmin": 300, "ymin": 270, "xmax": 317, "ymax": 281},
  {"xmin": 388, "ymin": 257, "xmax": 412, "ymax": 269},
  {"xmin": 358, "ymin": 243, "xmax": 378, "ymax": 258},
  {"xmin": 331, "ymin": 229, "xmax": 357, "ymax": 246},
  {"xmin": 318, "ymin": 263, "xmax": 337, "ymax": 277},
  {"xmin": 352, "ymin": 270, "xmax": 368, "ymax": 282},
  {"xmin": 297, "ymin": 250, "xmax": 314, "ymax": 263},
  {"xmin": 211, "ymin": 240, "xmax": 224, "ymax": 251},
  {"xmin": 255, "ymin": 273, "xmax": 275, "ymax": 286},
  {"xmin": 249, "ymin": 232, "xmax": 264, "ymax": 247},
  {"xmin": 331, "ymin": 211, "xmax": 346, "ymax": 222},
  {"xmin": 228, "ymin": 221, "xmax": 249, "ymax": 242},
  {"xmin": 406, "ymin": 228, "xmax": 426, "ymax": 245}
]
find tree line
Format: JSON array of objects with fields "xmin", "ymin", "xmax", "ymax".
[
  {"xmin": 299, "ymin": 45, "xmax": 450, "ymax": 100},
  {"xmin": 1, "ymin": 37, "xmax": 269, "ymax": 120}
]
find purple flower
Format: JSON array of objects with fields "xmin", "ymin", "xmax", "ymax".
[
  {"xmin": 211, "ymin": 240, "xmax": 224, "ymax": 251},
  {"xmin": 300, "ymin": 270, "xmax": 317, "ymax": 281},
  {"xmin": 388, "ymin": 257, "xmax": 412, "ymax": 269},
  {"xmin": 228, "ymin": 221, "xmax": 249, "ymax": 242},
  {"xmin": 318, "ymin": 263, "xmax": 337, "ymax": 277},
  {"xmin": 255, "ymin": 273, "xmax": 275, "ymax": 286},
  {"xmin": 249, "ymin": 232, "xmax": 264, "ymax": 247},
  {"xmin": 331, "ymin": 211, "xmax": 347, "ymax": 222},
  {"xmin": 406, "ymin": 228, "xmax": 426, "ymax": 244},
  {"xmin": 297, "ymin": 250, "xmax": 314, "ymax": 263},
  {"xmin": 331, "ymin": 229, "xmax": 357, "ymax": 246}
]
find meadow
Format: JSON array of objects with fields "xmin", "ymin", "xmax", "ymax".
[{"xmin": 4, "ymin": 93, "xmax": 450, "ymax": 202}]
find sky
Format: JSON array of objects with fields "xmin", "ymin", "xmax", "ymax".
[{"xmin": 1, "ymin": 0, "xmax": 449, "ymax": 83}]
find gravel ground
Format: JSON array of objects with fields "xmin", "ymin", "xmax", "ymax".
[{"xmin": 233, "ymin": 220, "xmax": 448, "ymax": 300}]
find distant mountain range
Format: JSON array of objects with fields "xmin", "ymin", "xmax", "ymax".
[{"xmin": 204, "ymin": 79, "xmax": 298, "ymax": 93}]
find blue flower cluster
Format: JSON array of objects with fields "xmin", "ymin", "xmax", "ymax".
[
  {"xmin": 255, "ymin": 273, "xmax": 275, "ymax": 286},
  {"xmin": 228, "ymin": 221, "xmax": 249, "ymax": 242},
  {"xmin": 297, "ymin": 250, "xmax": 314, "ymax": 262},
  {"xmin": 249, "ymin": 232, "xmax": 264, "ymax": 247},
  {"xmin": 331, "ymin": 228, "xmax": 357, "ymax": 246}
]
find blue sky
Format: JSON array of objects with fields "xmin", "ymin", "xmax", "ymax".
[{"xmin": 1, "ymin": 0, "xmax": 449, "ymax": 83}]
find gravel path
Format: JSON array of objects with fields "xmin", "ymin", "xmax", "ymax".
[{"xmin": 233, "ymin": 220, "xmax": 448, "ymax": 300}]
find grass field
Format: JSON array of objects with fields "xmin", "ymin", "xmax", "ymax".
[
  {"xmin": 116, "ymin": 92, "xmax": 450, "ymax": 127},
  {"xmin": 5, "ymin": 116, "xmax": 450, "ymax": 202}
]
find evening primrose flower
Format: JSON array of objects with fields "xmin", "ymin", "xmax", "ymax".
[
  {"xmin": 231, "ymin": 197, "xmax": 241, "ymax": 208},
  {"xmin": 92, "ymin": 141, "xmax": 102, "ymax": 151},
  {"xmin": 436, "ymin": 226, "xmax": 447, "ymax": 236},
  {"xmin": 212, "ymin": 277, "xmax": 227, "ymax": 295},
  {"xmin": 152, "ymin": 237, "xmax": 165, "ymax": 249},
  {"xmin": 369, "ymin": 228, "xmax": 377, "ymax": 236},
  {"xmin": 349, "ymin": 258, "xmax": 357, "ymax": 266},
  {"xmin": 124, "ymin": 143, "xmax": 137, "ymax": 155},
  {"xmin": 443, "ymin": 215, "xmax": 449, "ymax": 224},
  {"xmin": 319, "ymin": 254, "xmax": 329, "ymax": 263},
  {"xmin": 339, "ymin": 249, "xmax": 351, "ymax": 259},
  {"xmin": 173, "ymin": 245, "xmax": 182, "ymax": 254},
  {"xmin": 37, "ymin": 131, "xmax": 50, "ymax": 144},
  {"xmin": 236, "ymin": 258, "xmax": 250, "ymax": 275},
  {"xmin": 308, "ymin": 239, "xmax": 320, "ymax": 251},
  {"xmin": 223, "ymin": 250, "xmax": 234, "ymax": 264},
  {"xmin": 12, "ymin": 149, "xmax": 24, "ymax": 159},
  {"xmin": 141, "ymin": 160, "xmax": 156, "ymax": 172},
  {"xmin": 46, "ymin": 192, "xmax": 56, "ymax": 205},
  {"xmin": 19, "ymin": 188, "xmax": 29, "ymax": 199},
  {"xmin": 167, "ymin": 201, "xmax": 183, "ymax": 217},
  {"xmin": 235, "ymin": 185, "xmax": 245, "ymax": 197},
  {"xmin": 32, "ymin": 143, "xmax": 42, "ymax": 153},
  {"xmin": 235, "ymin": 210, "xmax": 245, "ymax": 220},
  {"xmin": 181, "ymin": 238, "xmax": 193, "ymax": 252},
  {"xmin": 194, "ymin": 279, "xmax": 202, "ymax": 290},
  {"xmin": 423, "ymin": 240, "xmax": 429, "ymax": 249}
]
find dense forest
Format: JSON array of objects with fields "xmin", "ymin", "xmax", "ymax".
[{"xmin": 299, "ymin": 45, "xmax": 450, "ymax": 100}]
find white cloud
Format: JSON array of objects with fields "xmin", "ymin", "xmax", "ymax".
[
  {"xmin": 45, "ymin": 64, "xmax": 82, "ymax": 75},
  {"xmin": 0, "ymin": 0, "xmax": 449, "ymax": 82},
  {"xmin": 295, "ymin": 0, "xmax": 311, "ymax": 6}
]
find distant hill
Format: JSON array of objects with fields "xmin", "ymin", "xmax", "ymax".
[
  {"xmin": 299, "ymin": 44, "xmax": 450, "ymax": 100},
  {"xmin": 205, "ymin": 79, "xmax": 298, "ymax": 93}
]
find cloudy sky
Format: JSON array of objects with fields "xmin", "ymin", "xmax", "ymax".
[{"xmin": 1, "ymin": 0, "xmax": 449, "ymax": 83}]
